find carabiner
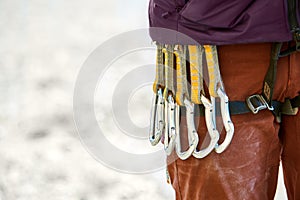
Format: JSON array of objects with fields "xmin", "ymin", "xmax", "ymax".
[
  {"xmin": 192, "ymin": 95, "xmax": 219, "ymax": 159},
  {"xmin": 164, "ymin": 94, "xmax": 177, "ymax": 155},
  {"xmin": 175, "ymin": 98, "xmax": 199, "ymax": 160},
  {"xmin": 149, "ymin": 88, "xmax": 164, "ymax": 146},
  {"xmin": 214, "ymin": 87, "xmax": 234, "ymax": 153}
]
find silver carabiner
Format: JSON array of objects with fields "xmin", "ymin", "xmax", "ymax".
[
  {"xmin": 214, "ymin": 87, "xmax": 234, "ymax": 153},
  {"xmin": 164, "ymin": 94, "xmax": 177, "ymax": 155},
  {"xmin": 192, "ymin": 95, "xmax": 219, "ymax": 159},
  {"xmin": 149, "ymin": 88, "xmax": 164, "ymax": 146},
  {"xmin": 175, "ymin": 98, "xmax": 198, "ymax": 160}
]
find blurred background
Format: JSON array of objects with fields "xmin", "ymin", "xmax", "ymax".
[{"xmin": 0, "ymin": 0, "xmax": 287, "ymax": 199}]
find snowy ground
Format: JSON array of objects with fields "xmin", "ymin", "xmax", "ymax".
[{"xmin": 0, "ymin": 0, "xmax": 287, "ymax": 199}]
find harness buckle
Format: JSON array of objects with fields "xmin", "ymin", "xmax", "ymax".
[{"xmin": 246, "ymin": 94, "xmax": 274, "ymax": 114}]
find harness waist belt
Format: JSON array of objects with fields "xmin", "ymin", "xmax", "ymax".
[{"xmin": 180, "ymin": 101, "xmax": 282, "ymax": 117}]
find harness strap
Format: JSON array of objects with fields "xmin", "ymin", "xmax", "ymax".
[
  {"xmin": 279, "ymin": 0, "xmax": 300, "ymax": 56},
  {"xmin": 247, "ymin": 43, "xmax": 283, "ymax": 120},
  {"xmin": 262, "ymin": 42, "xmax": 283, "ymax": 108},
  {"xmin": 291, "ymin": 95, "xmax": 300, "ymax": 108},
  {"xmin": 280, "ymin": 95, "xmax": 300, "ymax": 115},
  {"xmin": 287, "ymin": 0, "xmax": 300, "ymax": 50},
  {"xmin": 180, "ymin": 100, "xmax": 283, "ymax": 116}
]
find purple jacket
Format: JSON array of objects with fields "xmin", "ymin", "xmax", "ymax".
[{"xmin": 148, "ymin": 0, "xmax": 298, "ymax": 45}]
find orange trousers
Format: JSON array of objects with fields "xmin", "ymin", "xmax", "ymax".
[{"xmin": 167, "ymin": 43, "xmax": 300, "ymax": 200}]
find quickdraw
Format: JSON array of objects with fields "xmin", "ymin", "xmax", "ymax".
[
  {"xmin": 149, "ymin": 42, "xmax": 235, "ymax": 159},
  {"xmin": 188, "ymin": 45, "xmax": 219, "ymax": 159},
  {"xmin": 203, "ymin": 45, "xmax": 234, "ymax": 154},
  {"xmin": 149, "ymin": 43, "xmax": 165, "ymax": 146},
  {"xmin": 163, "ymin": 45, "xmax": 177, "ymax": 155},
  {"xmin": 174, "ymin": 45, "xmax": 198, "ymax": 160}
]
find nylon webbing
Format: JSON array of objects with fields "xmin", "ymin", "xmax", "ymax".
[
  {"xmin": 204, "ymin": 45, "xmax": 223, "ymax": 97},
  {"xmin": 279, "ymin": 0, "xmax": 300, "ymax": 56},
  {"xmin": 262, "ymin": 42, "xmax": 282, "ymax": 107},
  {"xmin": 287, "ymin": 0, "xmax": 300, "ymax": 43},
  {"xmin": 189, "ymin": 45, "xmax": 204, "ymax": 104},
  {"xmin": 175, "ymin": 45, "xmax": 189, "ymax": 106},
  {"xmin": 163, "ymin": 45, "xmax": 175, "ymax": 99},
  {"xmin": 153, "ymin": 42, "xmax": 165, "ymax": 93},
  {"xmin": 291, "ymin": 95, "xmax": 300, "ymax": 108}
]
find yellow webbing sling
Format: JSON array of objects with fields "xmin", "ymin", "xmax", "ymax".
[
  {"xmin": 153, "ymin": 42, "xmax": 165, "ymax": 93},
  {"xmin": 174, "ymin": 45, "xmax": 189, "ymax": 106},
  {"xmin": 189, "ymin": 45, "xmax": 204, "ymax": 104}
]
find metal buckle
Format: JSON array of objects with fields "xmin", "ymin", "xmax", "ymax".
[{"xmin": 246, "ymin": 94, "xmax": 273, "ymax": 114}]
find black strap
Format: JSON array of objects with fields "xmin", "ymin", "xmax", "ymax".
[
  {"xmin": 287, "ymin": 0, "xmax": 300, "ymax": 41},
  {"xmin": 180, "ymin": 101, "xmax": 282, "ymax": 117},
  {"xmin": 280, "ymin": 0, "xmax": 300, "ymax": 56},
  {"xmin": 262, "ymin": 42, "xmax": 283, "ymax": 108},
  {"xmin": 280, "ymin": 42, "xmax": 299, "ymax": 57},
  {"xmin": 290, "ymin": 95, "xmax": 300, "ymax": 108}
]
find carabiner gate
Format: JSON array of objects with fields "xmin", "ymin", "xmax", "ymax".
[
  {"xmin": 192, "ymin": 95, "xmax": 219, "ymax": 158},
  {"xmin": 175, "ymin": 98, "xmax": 199, "ymax": 160},
  {"xmin": 149, "ymin": 88, "xmax": 164, "ymax": 146},
  {"xmin": 214, "ymin": 87, "xmax": 234, "ymax": 153},
  {"xmin": 164, "ymin": 94, "xmax": 177, "ymax": 155}
]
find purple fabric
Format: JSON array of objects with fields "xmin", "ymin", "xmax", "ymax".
[{"xmin": 148, "ymin": 0, "xmax": 296, "ymax": 45}]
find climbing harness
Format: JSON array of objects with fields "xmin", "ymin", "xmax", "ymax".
[
  {"xmin": 246, "ymin": 41, "xmax": 300, "ymax": 122},
  {"xmin": 150, "ymin": 41, "xmax": 300, "ymax": 159},
  {"xmin": 149, "ymin": 42, "xmax": 234, "ymax": 159},
  {"xmin": 245, "ymin": 0, "xmax": 300, "ymax": 120}
]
